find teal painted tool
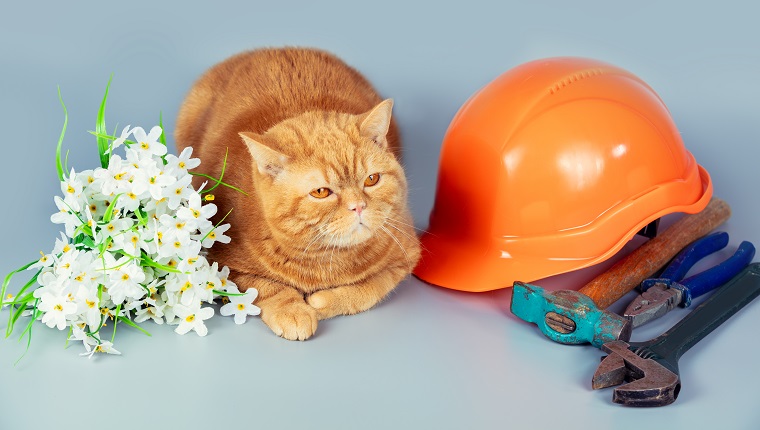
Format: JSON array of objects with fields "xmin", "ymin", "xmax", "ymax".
[{"xmin": 511, "ymin": 282, "xmax": 632, "ymax": 348}]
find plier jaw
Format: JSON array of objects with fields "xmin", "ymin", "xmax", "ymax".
[
  {"xmin": 622, "ymin": 232, "xmax": 755, "ymax": 328},
  {"xmin": 624, "ymin": 281, "xmax": 683, "ymax": 328}
]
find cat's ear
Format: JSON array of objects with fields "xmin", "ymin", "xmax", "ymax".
[
  {"xmin": 359, "ymin": 99, "xmax": 393, "ymax": 148},
  {"xmin": 239, "ymin": 132, "xmax": 290, "ymax": 178}
]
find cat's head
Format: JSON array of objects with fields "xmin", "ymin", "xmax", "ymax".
[{"xmin": 240, "ymin": 99, "xmax": 408, "ymax": 250}]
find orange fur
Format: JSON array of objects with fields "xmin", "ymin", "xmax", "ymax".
[{"xmin": 175, "ymin": 48, "xmax": 420, "ymax": 340}]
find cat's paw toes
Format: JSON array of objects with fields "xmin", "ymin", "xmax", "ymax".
[{"xmin": 262, "ymin": 303, "xmax": 318, "ymax": 341}]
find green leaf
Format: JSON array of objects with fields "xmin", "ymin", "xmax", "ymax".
[
  {"xmin": 103, "ymin": 194, "xmax": 122, "ymax": 223},
  {"xmin": 190, "ymin": 172, "xmax": 249, "ymax": 196},
  {"xmin": 201, "ymin": 148, "xmax": 229, "ymax": 195},
  {"xmin": 140, "ymin": 253, "xmax": 183, "ymax": 273},
  {"xmin": 213, "ymin": 289, "xmax": 246, "ymax": 297},
  {"xmin": 159, "ymin": 112, "xmax": 167, "ymax": 146},
  {"xmin": 117, "ymin": 315, "xmax": 152, "ymax": 337},
  {"xmin": 96, "ymin": 76, "xmax": 113, "ymax": 168},
  {"xmin": 111, "ymin": 303, "xmax": 121, "ymax": 343},
  {"xmin": 15, "ymin": 300, "xmax": 40, "ymax": 365},
  {"xmin": 55, "ymin": 87, "xmax": 68, "ymax": 181},
  {"xmin": 1, "ymin": 260, "xmax": 36, "ymax": 310}
]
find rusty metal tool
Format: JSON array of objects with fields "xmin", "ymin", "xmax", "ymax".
[
  {"xmin": 624, "ymin": 231, "xmax": 755, "ymax": 327},
  {"xmin": 593, "ymin": 263, "xmax": 760, "ymax": 406},
  {"xmin": 510, "ymin": 198, "xmax": 731, "ymax": 347}
]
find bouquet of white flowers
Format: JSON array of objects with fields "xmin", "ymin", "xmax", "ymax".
[{"xmin": 1, "ymin": 85, "xmax": 259, "ymax": 360}]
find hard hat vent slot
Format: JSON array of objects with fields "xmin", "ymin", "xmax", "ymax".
[{"xmin": 548, "ymin": 68, "xmax": 607, "ymax": 95}]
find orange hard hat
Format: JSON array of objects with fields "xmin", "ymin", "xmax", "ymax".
[{"xmin": 414, "ymin": 57, "xmax": 712, "ymax": 292}]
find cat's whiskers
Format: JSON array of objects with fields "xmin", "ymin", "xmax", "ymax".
[
  {"xmin": 384, "ymin": 216, "xmax": 432, "ymax": 236},
  {"xmin": 303, "ymin": 226, "xmax": 331, "ymax": 255},
  {"xmin": 379, "ymin": 224, "xmax": 411, "ymax": 269}
]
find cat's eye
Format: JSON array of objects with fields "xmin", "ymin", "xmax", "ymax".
[
  {"xmin": 364, "ymin": 173, "xmax": 381, "ymax": 187},
  {"xmin": 309, "ymin": 188, "xmax": 333, "ymax": 199}
]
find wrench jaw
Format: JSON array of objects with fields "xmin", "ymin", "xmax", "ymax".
[{"xmin": 593, "ymin": 341, "xmax": 681, "ymax": 407}]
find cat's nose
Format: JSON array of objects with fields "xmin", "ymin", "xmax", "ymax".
[{"xmin": 349, "ymin": 201, "xmax": 367, "ymax": 216}]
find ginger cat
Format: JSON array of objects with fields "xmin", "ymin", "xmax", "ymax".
[{"xmin": 175, "ymin": 48, "xmax": 420, "ymax": 340}]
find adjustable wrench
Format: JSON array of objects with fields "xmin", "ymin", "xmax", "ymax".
[{"xmin": 592, "ymin": 262, "xmax": 760, "ymax": 406}]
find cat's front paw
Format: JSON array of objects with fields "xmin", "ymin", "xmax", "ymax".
[
  {"xmin": 307, "ymin": 290, "xmax": 340, "ymax": 320},
  {"xmin": 261, "ymin": 301, "xmax": 318, "ymax": 341}
]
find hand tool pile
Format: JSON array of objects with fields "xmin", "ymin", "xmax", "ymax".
[{"xmin": 510, "ymin": 198, "xmax": 760, "ymax": 407}]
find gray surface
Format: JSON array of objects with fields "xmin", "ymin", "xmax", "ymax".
[{"xmin": 2, "ymin": 1, "xmax": 760, "ymax": 429}]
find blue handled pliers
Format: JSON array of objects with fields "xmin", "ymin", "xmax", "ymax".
[{"xmin": 623, "ymin": 231, "xmax": 755, "ymax": 328}]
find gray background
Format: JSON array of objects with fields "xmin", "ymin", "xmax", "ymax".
[{"xmin": 2, "ymin": 1, "xmax": 759, "ymax": 429}]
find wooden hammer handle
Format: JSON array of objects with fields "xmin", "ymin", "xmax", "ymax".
[{"xmin": 580, "ymin": 198, "xmax": 731, "ymax": 309}]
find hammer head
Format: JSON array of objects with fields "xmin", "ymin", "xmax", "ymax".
[
  {"xmin": 593, "ymin": 340, "xmax": 681, "ymax": 407},
  {"xmin": 511, "ymin": 282, "xmax": 632, "ymax": 348}
]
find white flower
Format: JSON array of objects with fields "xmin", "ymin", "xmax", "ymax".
[
  {"xmin": 28, "ymin": 250, "xmax": 55, "ymax": 271},
  {"xmin": 134, "ymin": 295, "xmax": 166, "ymax": 325},
  {"xmin": 93, "ymin": 154, "xmax": 132, "ymax": 196},
  {"xmin": 50, "ymin": 196, "xmax": 83, "ymax": 237},
  {"xmin": 218, "ymin": 265, "xmax": 238, "ymax": 293},
  {"xmin": 60, "ymin": 168, "xmax": 85, "ymax": 212},
  {"xmin": 74, "ymin": 284, "xmax": 102, "ymax": 329},
  {"xmin": 102, "ymin": 255, "xmax": 146, "ymax": 305},
  {"xmin": 80, "ymin": 339, "xmax": 121, "ymax": 359},
  {"xmin": 111, "ymin": 125, "xmax": 133, "ymax": 150},
  {"xmin": 177, "ymin": 193, "xmax": 215, "ymax": 232},
  {"xmin": 201, "ymin": 223, "xmax": 231, "ymax": 248},
  {"xmin": 220, "ymin": 289, "xmax": 260, "ymax": 324},
  {"xmin": 163, "ymin": 174, "xmax": 194, "ymax": 210},
  {"xmin": 132, "ymin": 126, "xmax": 167, "ymax": 159},
  {"xmin": 173, "ymin": 302, "xmax": 214, "ymax": 336},
  {"xmin": 38, "ymin": 292, "xmax": 77, "ymax": 330},
  {"xmin": 165, "ymin": 147, "xmax": 201, "ymax": 176}
]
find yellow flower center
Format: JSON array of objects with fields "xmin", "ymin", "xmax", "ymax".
[
  {"xmin": 131, "ymin": 236, "xmax": 138, "ymax": 244},
  {"xmin": 236, "ymin": 303, "xmax": 245, "ymax": 311},
  {"xmin": 107, "ymin": 224, "xmax": 115, "ymax": 232},
  {"xmin": 173, "ymin": 241, "xmax": 182, "ymax": 249},
  {"xmin": 121, "ymin": 274, "xmax": 130, "ymax": 281},
  {"xmin": 179, "ymin": 161, "xmax": 186, "ymax": 168},
  {"xmin": 185, "ymin": 314, "xmax": 195, "ymax": 323},
  {"xmin": 221, "ymin": 278, "xmax": 227, "ymax": 286},
  {"xmin": 86, "ymin": 299, "xmax": 96, "ymax": 308},
  {"xmin": 67, "ymin": 185, "xmax": 75, "ymax": 194},
  {"xmin": 114, "ymin": 173, "xmax": 126, "ymax": 181},
  {"xmin": 208, "ymin": 232, "xmax": 217, "ymax": 240},
  {"xmin": 174, "ymin": 188, "xmax": 182, "ymax": 195},
  {"xmin": 54, "ymin": 304, "xmax": 63, "ymax": 311},
  {"xmin": 101, "ymin": 308, "xmax": 109, "ymax": 315},
  {"xmin": 204, "ymin": 194, "xmax": 215, "ymax": 201},
  {"xmin": 128, "ymin": 192, "xmax": 137, "ymax": 200},
  {"xmin": 75, "ymin": 274, "xmax": 84, "ymax": 282},
  {"xmin": 63, "ymin": 244, "xmax": 71, "ymax": 253},
  {"xmin": 192, "ymin": 209, "xmax": 200, "ymax": 218},
  {"xmin": 175, "ymin": 222, "xmax": 185, "ymax": 230},
  {"xmin": 181, "ymin": 281, "xmax": 192, "ymax": 292},
  {"xmin": 221, "ymin": 297, "xmax": 230, "ymax": 304},
  {"xmin": 167, "ymin": 259, "xmax": 177, "ymax": 268},
  {"xmin": 140, "ymin": 142, "xmax": 149, "ymax": 150},
  {"xmin": 89, "ymin": 204, "xmax": 97, "ymax": 212},
  {"xmin": 206, "ymin": 281, "xmax": 215, "ymax": 290},
  {"xmin": 95, "ymin": 345, "xmax": 105, "ymax": 353}
]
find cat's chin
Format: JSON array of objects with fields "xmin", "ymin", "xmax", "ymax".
[{"xmin": 330, "ymin": 224, "xmax": 373, "ymax": 248}]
